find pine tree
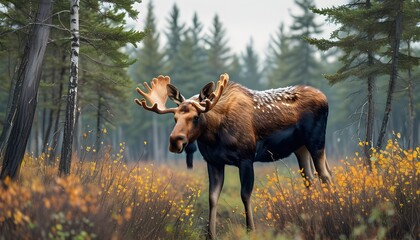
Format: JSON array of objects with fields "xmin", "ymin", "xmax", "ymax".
[
  {"xmin": 164, "ymin": 4, "xmax": 185, "ymax": 82},
  {"xmin": 287, "ymin": 0, "xmax": 323, "ymax": 86},
  {"xmin": 176, "ymin": 31, "xmax": 202, "ymax": 97},
  {"xmin": 266, "ymin": 23, "xmax": 293, "ymax": 88},
  {"xmin": 127, "ymin": 1, "xmax": 165, "ymax": 161},
  {"xmin": 376, "ymin": 0, "xmax": 420, "ymax": 148},
  {"xmin": 190, "ymin": 13, "xmax": 206, "ymax": 65},
  {"xmin": 228, "ymin": 54, "xmax": 242, "ymax": 84},
  {"xmin": 175, "ymin": 13, "xmax": 208, "ymax": 97},
  {"xmin": 239, "ymin": 38, "xmax": 262, "ymax": 90},
  {"xmin": 206, "ymin": 14, "xmax": 231, "ymax": 80},
  {"xmin": 189, "ymin": 13, "xmax": 211, "ymax": 91},
  {"xmin": 308, "ymin": 0, "xmax": 420, "ymax": 165},
  {"xmin": 308, "ymin": 1, "xmax": 386, "ymax": 166},
  {"xmin": 399, "ymin": 1, "xmax": 420, "ymax": 149}
]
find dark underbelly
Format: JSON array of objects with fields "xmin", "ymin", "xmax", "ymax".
[
  {"xmin": 197, "ymin": 141, "xmax": 245, "ymax": 166},
  {"xmin": 254, "ymin": 126, "xmax": 302, "ymax": 162}
]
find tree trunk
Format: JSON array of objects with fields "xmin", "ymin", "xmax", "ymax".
[
  {"xmin": 363, "ymin": 74, "xmax": 375, "ymax": 167},
  {"xmin": 48, "ymin": 55, "xmax": 66, "ymax": 165},
  {"xmin": 406, "ymin": 41, "xmax": 414, "ymax": 149},
  {"xmin": 152, "ymin": 114, "xmax": 159, "ymax": 162},
  {"xmin": 42, "ymin": 104, "xmax": 54, "ymax": 154},
  {"xmin": 363, "ymin": 0, "xmax": 374, "ymax": 169},
  {"xmin": 95, "ymin": 94, "xmax": 102, "ymax": 153},
  {"xmin": 42, "ymin": 66, "xmax": 56, "ymax": 154},
  {"xmin": 376, "ymin": 2, "xmax": 403, "ymax": 149},
  {"xmin": 0, "ymin": 57, "xmax": 22, "ymax": 159},
  {"xmin": 34, "ymin": 113, "xmax": 40, "ymax": 156},
  {"xmin": 0, "ymin": 0, "xmax": 54, "ymax": 180},
  {"xmin": 59, "ymin": 0, "xmax": 80, "ymax": 175},
  {"xmin": 73, "ymin": 106, "xmax": 82, "ymax": 158},
  {"xmin": 41, "ymin": 93, "xmax": 47, "ymax": 151}
]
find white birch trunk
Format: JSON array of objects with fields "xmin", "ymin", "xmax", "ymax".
[{"xmin": 59, "ymin": 0, "xmax": 80, "ymax": 175}]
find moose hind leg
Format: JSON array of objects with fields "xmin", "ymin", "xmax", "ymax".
[
  {"xmin": 294, "ymin": 146, "xmax": 315, "ymax": 186},
  {"xmin": 207, "ymin": 163, "xmax": 225, "ymax": 239},
  {"xmin": 239, "ymin": 160, "xmax": 255, "ymax": 232},
  {"xmin": 309, "ymin": 147, "xmax": 331, "ymax": 184}
]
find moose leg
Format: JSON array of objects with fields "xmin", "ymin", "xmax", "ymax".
[
  {"xmin": 239, "ymin": 160, "xmax": 255, "ymax": 232},
  {"xmin": 294, "ymin": 146, "xmax": 315, "ymax": 186},
  {"xmin": 309, "ymin": 148, "xmax": 332, "ymax": 184},
  {"xmin": 207, "ymin": 163, "xmax": 225, "ymax": 239}
]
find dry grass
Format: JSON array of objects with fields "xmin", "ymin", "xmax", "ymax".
[
  {"xmin": 0, "ymin": 137, "xmax": 419, "ymax": 240},
  {"xmin": 0, "ymin": 143, "xmax": 204, "ymax": 240}
]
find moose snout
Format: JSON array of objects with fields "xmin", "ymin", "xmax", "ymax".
[{"xmin": 169, "ymin": 134, "xmax": 188, "ymax": 153}]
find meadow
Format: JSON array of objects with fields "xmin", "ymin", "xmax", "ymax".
[{"xmin": 0, "ymin": 137, "xmax": 419, "ymax": 239}]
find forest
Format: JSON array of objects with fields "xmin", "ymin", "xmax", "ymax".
[
  {"xmin": 0, "ymin": 0, "xmax": 419, "ymax": 166},
  {"xmin": 0, "ymin": 0, "xmax": 419, "ymax": 239}
]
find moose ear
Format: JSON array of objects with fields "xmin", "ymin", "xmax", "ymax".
[
  {"xmin": 199, "ymin": 82, "xmax": 215, "ymax": 102},
  {"xmin": 167, "ymin": 84, "xmax": 185, "ymax": 105}
]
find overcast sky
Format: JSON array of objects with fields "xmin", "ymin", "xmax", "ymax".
[{"xmin": 131, "ymin": 0, "xmax": 347, "ymax": 56}]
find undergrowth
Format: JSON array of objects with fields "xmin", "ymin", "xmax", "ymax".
[{"xmin": 0, "ymin": 137, "xmax": 418, "ymax": 239}]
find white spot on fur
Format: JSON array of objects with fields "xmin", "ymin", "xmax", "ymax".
[{"xmin": 249, "ymin": 86, "xmax": 296, "ymax": 112}]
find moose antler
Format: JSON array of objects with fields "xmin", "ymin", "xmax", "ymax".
[
  {"xmin": 192, "ymin": 73, "xmax": 229, "ymax": 113},
  {"xmin": 135, "ymin": 75, "xmax": 177, "ymax": 114}
]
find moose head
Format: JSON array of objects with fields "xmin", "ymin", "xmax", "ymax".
[{"xmin": 135, "ymin": 74, "xmax": 229, "ymax": 154}]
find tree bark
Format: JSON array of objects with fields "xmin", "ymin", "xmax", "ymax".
[
  {"xmin": 376, "ymin": 2, "xmax": 403, "ymax": 149},
  {"xmin": 406, "ymin": 41, "xmax": 414, "ymax": 149},
  {"xmin": 48, "ymin": 51, "xmax": 66, "ymax": 165},
  {"xmin": 59, "ymin": 0, "xmax": 80, "ymax": 175},
  {"xmin": 0, "ymin": 0, "xmax": 54, "ymax": 180},
  {"xmin": 363, "ymin": 0, "xmax": 375, "ymax": 170},
  {"xmin": 42, "ymin": 103, "xmax": 54, "ymax": 154},
  {"xmin": 0, "ymin": 56, "xmax": 23, "ymax": 159},
  {"xmin": 364, "ymin": 77, "xmax": 375, "ymax": 167},
  {"xmin": 42, "ymin": 66, "xmax": 56, "ymax": 154},
  {"xmin": 152, "ymin": 114, "xmax": 159, "ymax": 162},
  {"xmin": 95, "ymin": 94, "xmax": 102, "ymax": 153}
]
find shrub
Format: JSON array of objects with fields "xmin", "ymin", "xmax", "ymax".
[
  {"xmin": 254, "ymin": 138, "xmax": 419, "ymax": 239},
  {"xmin": 0, "ymin": 144, "xmax": 203, "ymax": 240}
]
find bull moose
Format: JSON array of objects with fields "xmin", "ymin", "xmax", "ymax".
[{"xmin": 135, "ymin": 73, "xmax": 332, "ymax": 239}]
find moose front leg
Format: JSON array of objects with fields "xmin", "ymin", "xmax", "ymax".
[
  {"xmin": 207, "ymin": 163, "xmax": 225, "ymax": 239},
  {"xmin": 239, "ymin": 160, "xmax": 255, "ymax": 232}
]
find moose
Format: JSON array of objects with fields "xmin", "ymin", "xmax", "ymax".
[{"xmin": 135, "ymin": 74, "xmax": 332, "ymax": 239}]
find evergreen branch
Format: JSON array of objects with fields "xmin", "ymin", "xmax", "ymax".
[
  {"xmin": 0, "ymin": 22, "xmax": 70, "ymax": 37},
  {"xmin": 56, "ymin": 9, "xmax": 70, "ymax": 33},
  {"xmin": 80, "ymin": 52, "xmax": 131, "ymax": 69}
]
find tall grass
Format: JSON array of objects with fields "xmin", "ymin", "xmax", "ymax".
[{"xmin": 0, "ymin": 137, "xmax": 418, "ymax": 239}]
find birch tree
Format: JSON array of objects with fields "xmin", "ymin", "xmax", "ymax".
[{"xmin": 59, "ymin": 0, "xmax": 79, "ymax": 175}]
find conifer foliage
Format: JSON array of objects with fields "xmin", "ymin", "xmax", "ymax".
[
  {"xmin": 0, "ymin": 0, "xmax": 145, "ymax": 177},
  {"xmin": 308, "ymin": 0, "xmax": 420, "ymax": 166}
]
